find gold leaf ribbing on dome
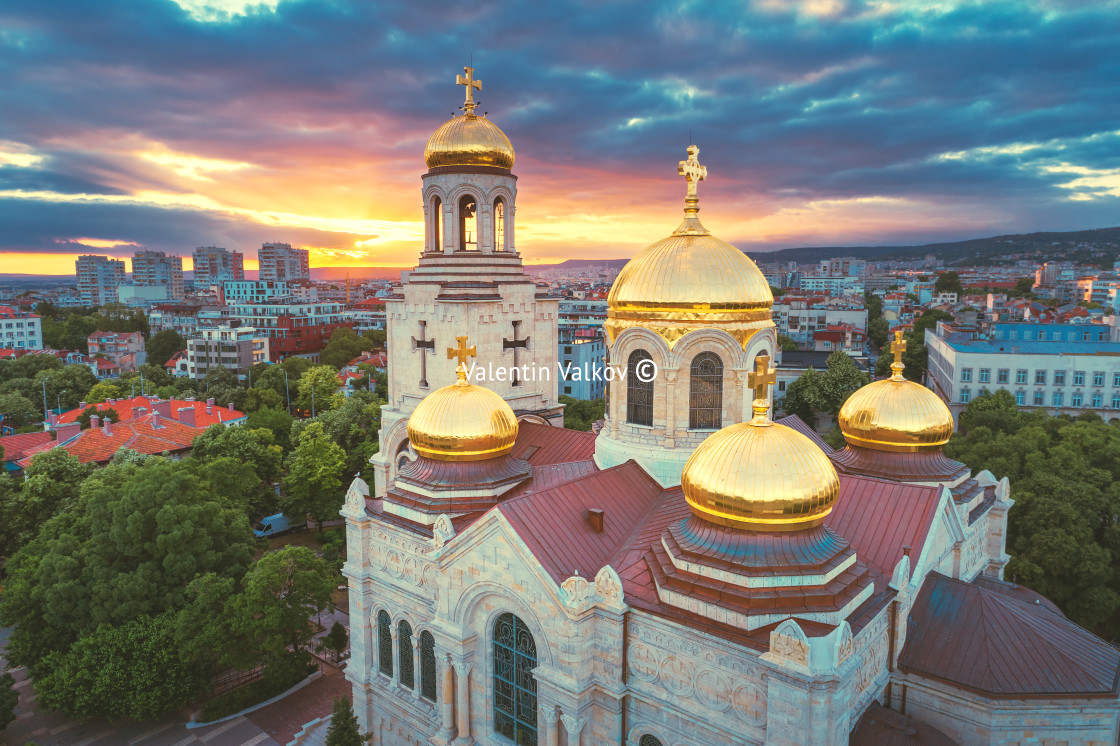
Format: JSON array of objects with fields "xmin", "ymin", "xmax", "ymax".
[
  {"xmin": 406, "ymin": 336, "xmax": 519, "ymax": 461},
  {"xmin": 604, "ymin": 145, "xmax": 774, "ymax": 350},
  {"xmin": 838, "ymin": 331, "xmax": 955, "ymax": 453},
  {"xmin": 681, "ymin": 355, "xmax": 840, "ymax": 530},
  {"xmin": 424, "ymin": 66, "xmax": 515, "ymax": 171}
]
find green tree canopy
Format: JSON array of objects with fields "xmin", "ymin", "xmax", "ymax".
[
  {"xmin": 295, "ymin": 365, "xmax": 343, "ymax": 416},
  {"xmin": 0, "ymin": 448, "xmax": 91, "ymax": 558},
  {"xmin": 85, "ymin": 380, "xmax": 122, "ymax": 404},
  {"xmin": 319, "ymin": 327, "xmax": 371, "ymax": 369},
  {"xmin": 282, "ymin": 421, "xmax": 347, "ymax": 526},
  {"xmin": 293, "ymin": 391, "xmax": 382, "ymax": 475},
  {"xmin": 191, "ymin": 424, "xmax": 283, "ymax": 518},
  {"xmin": 934, "ymin": 271, "xmax": 964, "ymax": 296},
  {"xmin": 325, "ymin": 696, "xmax": 363, "ymax": 746},
  {"xmin": 778, "ymin": 352, "xmax": 870, "ymax": 428},
  {"xmin": 0, "ymin": 671, "xmax": 17, "ymax": 732},
  {"xmin": 34, "ymin": 364, "xmax": 99, "ymax": 415},
  {"xmin": 146, "ymin": 329, "xmax": 187, "ymax": 367},
  {"xmin": 777, "ymin": 334, "xmax": 798, "ymax": 351},
  {"xmin": 867, "ymin": 317, "xmax": 889, "ymax": 352},
  {"xmin": 0, "ymin": 391, "xmax": 39, "ymax": 426},
  {"xmin": 559, "ymin": 395, "xmax": 604, "ymax": 431},
  {"xmin": 245, "ymin": 407, "xmax": 297, "ymax": 453}
]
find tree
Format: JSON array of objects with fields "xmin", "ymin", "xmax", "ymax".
[
  {"xmin": 34, "ymin": 364, "xmax": 99, "ymax": 415},
  {"xmin": 934, "ymin": 271, "xmax": 964, "ymax": 297},
  {"xmin": 0, "ymin": 449, "xmax": 91, "ymax": 558},
  {"xmin": 319, "ymin": 327, "xmax": 370, "ymax": 370},
  {"xmin": 958, "ymin": 389, "xmax": 1019, "ymax": 433},
  {"xmin": 246, "ymin": 407, "xmax": 297, "ymax": 453},
  {"xmin": 361, "ymin": 329, "xmax": 386, "ymax": 349},
  {"xmin": 282, "ymin": 422, "xmax": 346, "ymax": 526},
  {"xmin": 0, "ymin": 391, "xmax": 39, "ymax": 426},
  {"xmin": 0, "ymin": 671, "xmax": 17, "ymax": 732},
  {"xmin": 559, "ymin": 395, "xmax": 604, "ymax": 431},
  {"xmin": 295, "ymin": 365, "xmax": 343, "ymax": 416},
  {"xmin": 34, "ymin": 614, "xmax": 208, "ymax": 721},
  {"xmin": 777, "ymin": 334, "xmax": 798, "ymax": 352},
  {"xmin": 227, "ymin": 546, "xmax": 336, "ymax": 661},
  {"xmin": 293, "ymin": 391, "xmax": 383, "ymax": 474},
  {"xmin": 778, "ymin": 353, "xmax": 869, "ymax": 428},
  {"xmin": 864, "ymin": 292, "xmax": 883, "ymax": 321},
  {"xmin": 85, "ymin": 381, "xmax": 122, "ymax": 404},
  {"xmin": 324, "ymin": 621, "xmax": 348, "ymax": 662},
  {"xmin": 201, "ymin": 366, "xmax": 246, "ymax": 410},
  {"xmin": 1008, "ymin": 277, "xmax": 1037, "ymax": 299},
  {"xmin": 325, "ymin": 696, "xmax": 363, "ymax": 746},
  {"xmin": 146, "ymin": 329, "xmax": 187, "ymax": 367},
  {"xmin": 245, "ymin": 387, "xmax": 284, "ymax": 413},
  {"xmin": 873, "ymin": 309, "xmax": 953, "ymax": 381},
  {"xmin": 867, "ymin": 318, "xmax": 889, "ymax": 352},
  {"xmin": 77, "ymin": 405, "xmax": 120, "ymax": 429},
  {"xmin": 191, "ymin": 424, "xmax": 283, "ymax": 517},
  {"xmin": 768, "ymin": 285, "xmax": 787, "ymax": 298}
]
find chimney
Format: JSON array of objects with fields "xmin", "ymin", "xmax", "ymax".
[
  {"xmin": 79, "ymin": 401, "xmax": 87, "ymax": 410},
  {"xmin": 228, "ymin": 402, "xmax": 235, "ymax": 412},
  {"xmin": 90, "ymin": 414, "xmax": 100, "ymax": 429},
  {"xmin": 206, "ymin": 397, "xmax": 214, "ymax": 414},
  {"xmin": 151, "ymin": 411, "xmax": 161, "ymax": 428},
  {"xmin": 587, "ymin": 508, "xmax": 605, "ymax": 534},
  {"xmin": 131, "ymin": 406, "xmax": 148, "ymax": 420},
  {"xmin": 153, "ymin": 400, "xmax": 172, "ymax": 417},
  {"xmin": 55, "ymin": 421, "xmax": 80, "ymax": 442},
  {"xmin": 178, "ymin": 407, "xmax": 196, "ymax": 427},
  {"xmin": 103, "ymin": 417, "xmax": 113, "ymax": 436},
  {"xmin": 48, "ymin": 411, "xmax": 58, "ymax": 426}
]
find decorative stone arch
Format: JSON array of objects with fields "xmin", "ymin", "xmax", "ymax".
[
  {"xmin": 423, "ymin": 185, "xmax": 449, "ymax": 253},
  {"xmin": 609, "ymin": 326, "xmax": 672, "ymax": 430},
  {"xmin": 379, "ymin": 417, "xmax": 411, "ymax": 483},
  {"xmin": 743, "ymin": 328, "xmax": 777, "ymax": 414},
  {"xmin": 452, "ymin": 580, "xmax": 556, "ymax": 669},
  {"xmin": 516, "ymin": 413, "xmax": 549, "ymax": 426},
  {"xmin": 609, "ymin": 325, "xmax": 672, "ymax": 368},
  {"xmin": 626, "ymin": 728, "xmax": 671, "ymax": 746},
  {"xmin": 669, "ymin": 327, "xmax": 745, "ymax": 370},
  {"xmin": 445, "ymin": 184, "xmax": 486, "ymax": 253}
]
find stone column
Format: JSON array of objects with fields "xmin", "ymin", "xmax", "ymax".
[
  {"xmin": 389, "ymin": 627, "xmax": 399, "ymax": 686},
  {"xmin": 454, "ymin": 663, "xmax": 473, "ymax": 745},
  {"xmin": 444, "ymin": 203, "xmax": 454, "ymax": 254},
  {"xmin": 663, "ymin": 369, "xmax": 678, "ymax": 442},
  {"xmin": 542, "ymin": 706, "xmax": 560, "ymax": 746},
  {"xmin": 411, "ymin": 637, "xmax": 421, "ymax": 699},
  {"xmin": 561, "ymin": 714, "xmax": 586, "ymax": 746},
  {"xmin": 439, "ymin": 654, "xmax": 456, "ymax": 742}
]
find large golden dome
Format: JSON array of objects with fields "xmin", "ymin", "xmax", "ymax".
[
  {"xmin": 424, "ymin": 66, "xmax": 514, "ymax": 171},
  {"xmin": 681, "ymin": 357, "xmax": 839, "ymax": 530},
  {"xmin": 605, "ymin": 146, "xmax": 773, "ymax": 349},
  {"xmin": 407, "ymin": 357, "xmax": 519, "ymax": 462},
  {"xmin": 838, "ymin": 333, "xmax": 954, "ymax": 452}
]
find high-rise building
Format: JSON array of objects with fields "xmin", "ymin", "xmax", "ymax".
[
  {"xmin": 258, "ymin": 242, "xmax": 310, "ymax": 282},
  {"xmin": 192, "ymin": 246, "xmax": 245, "ymax": 288},
  {"xmin": 131, "ymin": 251, "xmax": 185, "ymax": 300},
  {"xmin": 75, "ymin": 255, "xmax": 126, "ymax": 306}
]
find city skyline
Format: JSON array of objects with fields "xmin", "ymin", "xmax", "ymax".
[{"xmin": 2, "ymin": 0, "xmax": 1119, "ymax": 275}]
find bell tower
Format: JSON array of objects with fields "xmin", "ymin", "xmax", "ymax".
[{"xmin": 370, "ymin": 66, "xmax": 562, "ymax": 497}]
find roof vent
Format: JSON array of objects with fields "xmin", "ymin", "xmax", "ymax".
[{"xmin": 587, "ymin": 508, "xmax": 605, "ymax": 534}]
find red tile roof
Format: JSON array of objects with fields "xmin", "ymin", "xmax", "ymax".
[
  {"xmin": 899, "ymin": 572, "xmax": 1120, "ymax": 698},
  {"xmin": 22, "ymin": 414, "xmax": 205, "ymax": 466},
  {"xmin": 510, "ymin": 422, "xmax": 597, "ymax": 465},
  {"xmin": 56, "ymin": 395, "xmax": 245, "ymax": 428},
  {"xmin": 0, "ymin": 431, "xmax": 54, "ymax": 462}
]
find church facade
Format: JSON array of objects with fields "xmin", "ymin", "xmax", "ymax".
[{"xmin": 343, "ymin": 67, "xmax": 1120, "ymax": 746}]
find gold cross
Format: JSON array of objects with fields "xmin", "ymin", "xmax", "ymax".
[
  {"xmin": 678, "ymin": 144, "xmax": 707, "ymax": 199},
  {"xmin": 891, "ymin": 331, "xmax": 907, "ymax": 366},
  {"xmin": 447, "ymin": 335, "xmax": 477, "ymax": 367},
  {"xmin": 748, "ymin": 354, "xmax": 777, "ymax": 403},
  {"xmin": 456, "ymin": 66, "xmax": 482, "ymax": 112}
]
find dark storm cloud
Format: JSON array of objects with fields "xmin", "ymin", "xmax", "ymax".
[{"xmin": 0, "ymin": 0, "xmax": 1118, "ymax": 257}]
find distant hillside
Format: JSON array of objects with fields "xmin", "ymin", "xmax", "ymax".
[{"xmin": 756, "ymin": 227, "xmax": 1120, "ymax": 266}]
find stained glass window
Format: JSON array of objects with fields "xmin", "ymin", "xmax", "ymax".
[
  {"xmin": 689, "ymin": 352, "xmax": 723, "ymax": 429},
  {"xmin": 493, "ymin": 613, "xmax": 537, "ymax": 746},
  {"xmin": 627, "ymin": 349, "xmax": 654, "ymax": 426},
  {"xmin": 420, "ymin": 631, "xmax": 437, "ymax": 701},
  {"xmin": 378, "ymin": 611, "xmax": 393, "ymax": 677},
  {"xmin": 398, "ymin": 620, "xmax": 414, "ymax": 689},
  {"xmin": 639, "ymin": 736, "xmax": 664, "ymax": 746}
]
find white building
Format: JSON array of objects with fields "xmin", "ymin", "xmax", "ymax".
[
  {"xmin": 773, "ymin": 299, "xmax": 867, "ymax": 348},
  {"xmin": 131, "ymin": 251, "xmax": 185, "ymax": 300},
  {"xmin": 75, "ymin": 254, "xmax": 126, "ymax": 305},
  {"xmin": 223, "ymin": 279, "xmax": 315, "ymax": 304},
  {"xmin": 799, "ymin": 276, "xmax": 864, "ymax": 296},
  {"xmin": 0, "ymin": 305, "xmax": 42, "ymax": 350},
  {"xmin": 258, "ymin": 242, "xmax": 310, "ymax": 282},
  {"xmin": 186, "ymin": 326, "xmax": 269, "ymax": 379},
  {"xmin": 116, "ymin": 284, "xmax": 169, "ymax": 307}
]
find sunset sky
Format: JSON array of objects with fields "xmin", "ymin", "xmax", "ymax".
[{"xmin": 1, "ymin": 0, "xmax": 1119, "ymax": 275}]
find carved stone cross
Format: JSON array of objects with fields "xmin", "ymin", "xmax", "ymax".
[
  {"xmin": 412, "ymin": 321, "xmax": 435, "ymax": 388},
  {"xmin": 748, "ymin": 354, "xmax": 777, "ymax": 404},
  {"xmin": 503, "ymin": 320, "xmax": 529, "ymax": 386},
  {"xmin": 678, "ymin": 144, "xmax": 707, "ymax": 199}
]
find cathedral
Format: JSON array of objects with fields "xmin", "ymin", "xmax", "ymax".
[{"xmin": 342, "ymin": 67, "xmax": 1120, "ymax": 746}]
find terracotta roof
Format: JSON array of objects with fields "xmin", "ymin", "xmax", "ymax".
[
  {"xmin": 22, "ymin": 414, "xmax": 205, "ymax": 466},
  {"xmin": 899, "ymin": 572, "xmax": 1120, "ymax": 698},
  {"xmin": 510, "ymin": 422, "xmax": 597, "ymax": 465},
  {"xmin": 498, "ymin": 460, "xmax": 663, "ymax": 583},
  {"xmin": 775, "ymin": 414, "xmax": 835, "ymax": 454},
  {"xmin": 56, "ymin": 396, "xmax": 245, "ymax": 428},
  {"xmin": 850, "ymin": 705, "xmax": 958, "ymax": 746},
  {"xmin": 825, "ymin": 475, "xmax": 941, "ymax": 584},
  {"xmin": 0, "ymin": 431, "xmax": 54, "ymax": 462}
]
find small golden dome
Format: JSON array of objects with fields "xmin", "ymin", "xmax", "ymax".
[
  {"xmin": 408, "ymin": 339, "xmax": 519, "ymax": 461},
  {"xmin": 424, "ymin": 66, "xmax": 514, "ymax": 170},
  {"xmin": 605, "ymin": 146, "xmax": 773, "ymax": 349},
  {"xmin": 838, "ymin": 332, "xmax": 954, "ymax": 453},
  {"xmin": 681, "ymin": 356, "xmax": 839, "ymax": 530}
]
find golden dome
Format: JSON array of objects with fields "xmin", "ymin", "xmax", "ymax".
[
  {"xmin": 424, "ymin": 66, "xmax": 514, "ymax": 170},
  {"xmin": 407, "ymin": 339, "xmax": 519, "ymax": 461},
  {"xmin": 605, "ymin": 146, "xmax": 773, "ymax": 349},
  {"xmin": 838, "ymin": 332, "xmax": 954, "ymax": 453},
  {"xmin": 681, "ymin": 356, "xmax": 839, "ymax": 530}
]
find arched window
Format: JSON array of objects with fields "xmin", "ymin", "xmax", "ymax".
[
  {"xmin": 398, "ymin": 620, "xmax": 414, "ymax": 689},
  {"xmin": 458, "ymin": 194, "xmax": 478, "ymax": 251},
  {"xmin": 420, "ymin": 631, "xmax": 437, "ymax": 701},
  {"xmin": 377, "ymin": 611, "xmax": 393, "ymax": 677},
  {"xmin": 639, "ymin": 736, "xmax": 664, "ymax": 746},
  {"xmin": 431, "ymin": 196, "xmax": 443, "ymax": 252},
  {"xmin": 689, "ymin": 352, "xmax": 723, "ymax": 429},
  {"xmin": 493, "ymin": 613, "xmax": 537, "ymax": 745},
  {"xmin": 494, "ymin": 197, "xmax": 506, "ymax": 251},
  {"xmin": 627, "ymin": 350, "xmax": 654, "ymax": 426}
]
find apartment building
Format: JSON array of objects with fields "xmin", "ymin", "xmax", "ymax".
[
  {"xmin": 226, "ymin": 300, "xmax": 349, "ymax": 361},
  {"xmin": 773, "ymin": 298, "xmax": 868, "ymax": 348},
  {"xmin": 258, "ymin": 242, "xmax": 310, "ymax": 282},
  {"xmin": 223, "ymin": 280, "xmax": 317, "ymax": 304},
  {"xmin": 558, "ymin": 335, "xmax": 607, "ymax": 400},
  {"xmin": 75, "ymin": 255, "xmax": 126, "ymax": 305},
  {"xmin": 192, "ymin": 246, "xmax": 245, "ymax": 288},
  {"xmin": 186, "ymin": 326, "xmax": 269, "ymax": 379},
  {"xmin": 86, "ymin": 330, "xmax": 146, "ymax": 371},
  {"xmin": 132, "ymin": 251, "xmax": 185, "ymax": 300},
  {"xmin": 0, "ymin": 306, "xmax": 43, "ymax": 350}
]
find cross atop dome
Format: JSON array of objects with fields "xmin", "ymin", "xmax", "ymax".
[
  {"xmin": 448, "ymin": 335, "xmax": 477, "ymax": 382},
  {"xmin": 890, "ymin": 330, "xmax": 907, "ymax": 380},
  {"xmin": 747, "ymin": 354, "xmax": 777, "ymax": 425},
  {"xmin": 456, "ymin": 66, "xmax": 482, "ymax": 115},
  {"xmin": 673, "ymin": 145, "xmax": 711, "ymax": 236}
]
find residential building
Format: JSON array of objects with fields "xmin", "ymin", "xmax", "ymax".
[
  {"xmin": 798, "ymin": 276, "xmax": 864, "ymax": 296},
  {"xmin": 258, "ymin": 242, "xmax": 310, "ymax": 281},
  {"xmin": 131, "ymin": 251, "xmax": 185, "ymax": 300},
  {"xmin": 558, "ymin": 335, "xmax": 607, "ymax": 399},
  {"xmin": 813, "ymin": 323, "xmax": 866, "ymax": 355},
  {"xmin": 926, "ymin": 320, "xmax": 1120, "ymax": 422},
  {"xmin": 0, "ymin": 305, "xmax": 43, "ymax": 350},
  {"xmin": 52, "ymin": 395, "xmax": 246, "ymax": 429},
  {"xmin": 773, "ymin": 298, "xmax": 867, "ymax": 348},
  {"xmin": 225, "ymin": 300, "xmax": 348, "ymax": 362},
  {"xmin": 86, "ymin": 330, "xmax": 146, "ymax": 371},
  {"xmin": 75, "ymin": 255, "xmax": 126, "ymax": 305},
  {"xmin": 22, "ymin": 412, "xmax": 202, "ymax": 467},
  {"xmin": 148, "ymin": 304, "xmax": 224, "ymax": 337},
  {"xmin": 192, "ymin": 246, "xmax": 245, "ymax": 288},
  {"xmin": 186, "ymin": 326, "xmax": 269, "ymax": 379},
  {"xmin": 558, "ymin": 299, "xmax": 608, "ymax": 343},
  {"xmin": 223, "ymin": 279, "xmax": 316, "ymax": 304},
  {"xmin": 116, "ymin": 284, "xmax": 169, "ymax": 307},
  {"xmin": 819, "ymin": 257, "xmax": 867, "ymax": 278}
]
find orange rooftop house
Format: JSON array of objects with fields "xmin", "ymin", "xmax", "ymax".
[
  {"xmin": 87, "ymin": 330, "xmax": 146, "ymax": 372},
  {"xmin": 49, "ymin": 395, "xmax": 247, "ymax": 430}
]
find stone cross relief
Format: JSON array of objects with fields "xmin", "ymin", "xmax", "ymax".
[
  {"xmin": 503, "ymin": 320, "xmax": 529, "ymax": 386},
  {"xmin": 412, "ymin": 320, "xmax": 435, "ymax": 388}
]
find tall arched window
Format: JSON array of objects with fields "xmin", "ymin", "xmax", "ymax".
[
  {"xmin": 627, "ymin": 350, "xmax": 654, "ymax": 426},
  {"xmin": 494, "ymin": 197, "xmax": 506, "ymax": 251},
  {"xmin": 639, "ymin": 736, "xmax": 664, "ymax": 746},
  {"xmin": 431, "ymin": 196, "xmax": 443, "ymax": 252},
  {"xmin": 458, "ymin": 194, "xmax": 478, "ymax": 251},
  {"xmin": 419, "ymin": 631, "xmax": 437, "ymax": 701},
  {"xmin": 689, "ymin": 352, "xmax": 723, "ymax": 429},
  {"xmin": 493, "ymin": 613, "xmax": 537, "ymax": 745},
  {"xmin": 377, "ymin": 611, "xmax": 393, "ymax": 677},
  {"xmin": 398, "ymin": 620, "xmax": 414, "ymax": 689}
]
